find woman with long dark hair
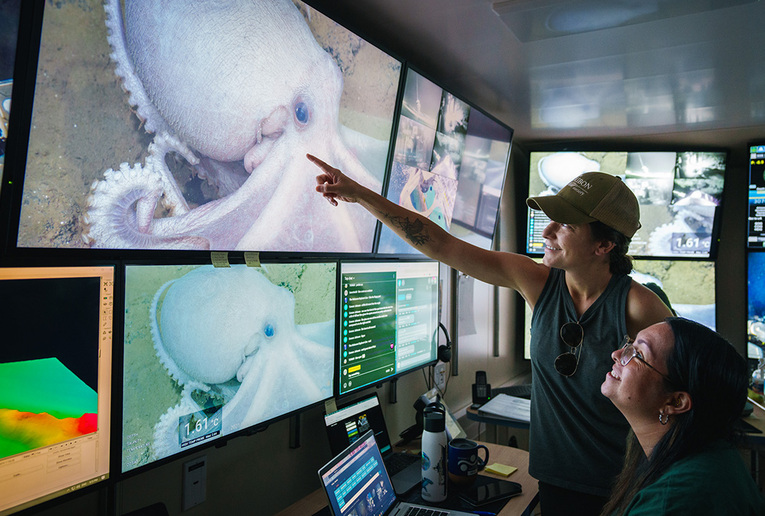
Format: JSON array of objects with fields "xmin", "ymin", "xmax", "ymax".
[{"xmin": 601, "ymin": 317, "xmax": 765, "ymax": 515}]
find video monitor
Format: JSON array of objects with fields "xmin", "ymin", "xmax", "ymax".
[
  {"xmin": 747, "ymin": 144, "xmax": 765, "ymax": 248},
  {"xmin": 377, "ymin": 68, "xmax": 512, "ymax": 254},
  {"xmin": 121, "ymin": 261, "xmax": 337, "ymax": 473},
  {"xmin": 0, "ymin": 266, "xmax": 113, "ymax": 515},
  {"xmin": 522, "ymin": 258, "xmax": 716, "ymax": 359},
  {"xmin": 13, "ymin": 0, "xmax": 401, "ymax": 252},
  {"xmin": 748, "ymin": 252, "xmax": 765, "ymax": 359},
  {"xmin": 338, "ymin": 259, "xmax": 440, "ymax": 396},
  {"xmin": 525, "ymin": 151, "xmax": 726, "ymax": 258},
  {"xmin": 0, "ymin": 0, "xmax": 22, "ymax": 193}
]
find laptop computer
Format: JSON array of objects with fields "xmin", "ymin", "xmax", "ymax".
[
  {"xmin": 318, "ymin": 430, "xmax": 476, "ymax": 516},
  {"xmin": 324, "ymin": 393, "xmax": 421, "ymax": 494}
]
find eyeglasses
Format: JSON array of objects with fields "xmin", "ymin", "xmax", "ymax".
[
  {"xmin": 555, "ymin": 321, "xmax": 584, "ymax": 377},
  {"xmin": 618, "ymin": 335, "xmax": 673, "ymax": 384}
]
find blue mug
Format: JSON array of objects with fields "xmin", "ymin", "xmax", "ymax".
[{"xmin": 447, "ymin": 438, "xmax": 489, "ymax": 485}]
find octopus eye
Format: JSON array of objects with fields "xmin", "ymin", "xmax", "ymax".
[
  {"xmin": 294, "ymin": 100, "xmax": 310, "ymax": 126},
  {"xmin": 264, "ymin": 323, "xmax": 275, "ymax": 338}
]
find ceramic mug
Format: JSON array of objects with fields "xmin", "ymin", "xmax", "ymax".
[{"xmin": 447, "ymin": 438, "xmax": 489, "ymax": 485}]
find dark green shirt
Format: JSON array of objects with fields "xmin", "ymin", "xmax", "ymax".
[{"xmin": 620, "ymin": 441, "xmax": 765, "ymax": 515}]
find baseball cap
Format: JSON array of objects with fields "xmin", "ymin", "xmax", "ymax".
[{"xmin": 526, "ymin": 171, "xmax": 641, "ymax": 238}]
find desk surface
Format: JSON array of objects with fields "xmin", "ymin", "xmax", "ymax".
[{"xmin": 274, "ymin": 441, "xmax": 538, "ymax": 516}]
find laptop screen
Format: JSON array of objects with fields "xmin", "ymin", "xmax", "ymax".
[
  {"xmin": 324, "ymin": 394, "xmax": 394, "ymax": 457},
  {"xmin": 319, "ymin": 431, "xmax": 397, "ymax": 516}
]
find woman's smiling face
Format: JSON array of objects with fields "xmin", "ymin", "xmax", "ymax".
[
  {"xmin": 601, "ymin": 322, "xmax": 675, "ymax": 421},
  {"xmin": 541, "ymin": 221, "xmax": 601, "ymax": 269}
]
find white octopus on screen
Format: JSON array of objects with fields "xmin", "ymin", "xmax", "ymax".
[
  {"xmin": 83, "ymin": 0, "xmax": 389, "ymax": 251},
  {"xmin": 149, "ymin": 266, "xmax": 333, "ymax": 458}
]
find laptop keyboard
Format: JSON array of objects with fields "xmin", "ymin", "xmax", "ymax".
[
  {"xmin": 403, "ymin": 508, "xmax": 449, "ymax": 516},
  {"xmin": 386, "ymin": 452, "xmax": 419, "ymax": 474}
]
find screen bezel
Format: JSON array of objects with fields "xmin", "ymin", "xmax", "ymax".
[
  {"xmin": 1, "ymin": 0, "xmax": 406, "ymax": 257},
  {"xmin": 116, "ymin": 255, "xmax": 340, "ymax": 478},
  {"xmin": 0, "ymin": 263, "xmax": 114, "ymax": 515},
  {"xmin": 375, "ymin": 63, "xmax": 513, "ymax": 255},
  {"xmin": 521, "ymin": 145, "xmax": 729, "ymax": 260},
  {"xmin": 335, "ymin": 257, "xmax": 440, "ymax": 399}
]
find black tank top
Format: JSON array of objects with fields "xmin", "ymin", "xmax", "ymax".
[{"xmin": 528, "ymin": 268, "xmax": 632, "ymax": 497}]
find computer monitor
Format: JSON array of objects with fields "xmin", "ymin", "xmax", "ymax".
[
  {"xmin": 748, "ymin": 251, "xmax": 765, "ymax": 360},
  {"xmin": 121, "ymin": 261, "xmax": 337, "ymax": 473},
  {"xmin": 10, "ymin": 0, "xmax": 401, "ymax": 253},
  {"xmin": 337, "ymin": 259, "xmax": 440, "ymax": 396},
  {"xmin": 522, "ymin": 258, "xmax": 716, "ymax": 359},
  {"xmin": 0, "ymin": 0, "xmax": 22, "ymax": 196},
  {"xmin": 747, "ymin": 144, "xmax": 765, "ymax": 248},
  {"xmin": 0, "ymin": 265, "xmax": 114, "ymax": 515},
  {"xmin": 377, "ymin": 67, "xmax": 512, "ymax": 254},
  {"xmin": 525, "ymin": 150, "xmax": 726, "ymax": 258}
]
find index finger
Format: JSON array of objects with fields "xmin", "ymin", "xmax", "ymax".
[{"xmin": 306, "ymin": 153, "xmax": 330, "ymax": 170}]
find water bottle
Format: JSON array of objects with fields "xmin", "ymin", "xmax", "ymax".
[
  {"xmin": 752, "ymin": 358, "xmax": 765, "ymax": 396},
  {"xmin": 421, "ymin": 402, "xmax": 447, "ymax": 502}
]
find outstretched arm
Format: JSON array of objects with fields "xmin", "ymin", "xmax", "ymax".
[{"xmin": 307, "ymin": 154, "xmax": 548, "ymax": 298}]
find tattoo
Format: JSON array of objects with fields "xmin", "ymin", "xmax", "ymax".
[{"xmin": 386, "ymin": 215, "xmax": 431, "ymax": 246}]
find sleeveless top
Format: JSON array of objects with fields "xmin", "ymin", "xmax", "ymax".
[{"xmin": 529, "ymin": 268, "xmax": 632, "ymax": 497}]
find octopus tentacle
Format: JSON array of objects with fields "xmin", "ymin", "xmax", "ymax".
[
  {"xmin": 104, "ymin": 0, "xmax": 169, "ymax": 135},
  {"xmin": 82, "ymin": 160, "xmax": 210, "ymax": 249},
  {"xmin": 145, "ymin": 131, "xmax": 198, "ymax": 216}
]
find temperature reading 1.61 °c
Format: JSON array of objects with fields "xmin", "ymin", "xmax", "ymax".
[
  {"xmin": 179, "ymin": 406, "xmax": 223, "ymax": 448},
  {"xmin": 671, "ymin": 232, "xmax": 711, "ymax": 254}
]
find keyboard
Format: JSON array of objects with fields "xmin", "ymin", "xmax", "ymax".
[
  {"xmin": 385, "ymin": 452, "xmax": 419, "ymax": 474},
  {"xmin": 403, "ymin": 507, "xmax": 448, "ymax": 516}
]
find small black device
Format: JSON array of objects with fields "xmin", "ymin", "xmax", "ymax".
[
  {"xmin": 458, "ymin": 478, "xmax": 523, "ymax": 507},
  {"xmin": 472, "ymin": 370, "xmax": 491, "ymax": 406}
]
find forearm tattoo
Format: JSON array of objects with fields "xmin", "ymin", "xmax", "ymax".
[{"xmin": 385, "ymin": 215, "xmax": 431, "ymax": 246}]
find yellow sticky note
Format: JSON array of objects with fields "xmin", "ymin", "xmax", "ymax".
[{"xmin": 485, "ymin": 463, "xmax": 517, "ymax": 477}]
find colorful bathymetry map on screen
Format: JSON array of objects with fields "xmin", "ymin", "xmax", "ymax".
[{"xmin": 0, "ymin": 358, "xmax": 97, "ymax": 459}]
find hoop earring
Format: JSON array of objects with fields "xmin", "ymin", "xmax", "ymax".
[{"xmin": 659, "ymin": 412, "xmax": 669, "ymax": 425}]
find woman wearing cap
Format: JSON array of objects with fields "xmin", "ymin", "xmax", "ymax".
[
  {"xmin": 601, "ymin": 318, "xmax": 764, "ymax": 515},
  {"xmin": 307, "ymin": 154, "xmax": 673, "ymax": 515}
]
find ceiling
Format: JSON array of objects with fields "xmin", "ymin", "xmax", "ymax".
[{"xmin": 312, "ymin": 0, "xmax": 765, "ymax": 152}]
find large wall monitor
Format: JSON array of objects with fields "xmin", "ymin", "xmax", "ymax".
[
  {"xmin": 748, "ymin": 144, "xmax": 765, "ymax": 248},
  {"xmin": 121, "ymin": 262, "xmax": 337, "ymax": 473},
  {"xmin": 0, "ymin": 266, "xmax": 113, "ymax": 515},
  {"xmin": 377, "ymin": 68, "xmax": 513, "ymax": 254},
  {"xmin": 338, "ymin": 260, "xmax": 440, "ymax": 396},
  {"xmin": 525, "ymin": 151, "xmax": 726, "ymax": 258},
  {"xmin": 11, "ymin": 0, "xmax": 401, "ymax": 253},
  {"xmin": 523, "ymin": 258, "xmax": 716, "ymax": 359}
]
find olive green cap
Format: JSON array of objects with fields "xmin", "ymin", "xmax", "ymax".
[{"xmin": 526, "ymin": 171, "xmax": 641, "ymax": 238}]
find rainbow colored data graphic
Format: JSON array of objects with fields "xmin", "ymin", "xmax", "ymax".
[{"xmin": 0, "ymin": 358, "xmax": 98, "ymax": 459}]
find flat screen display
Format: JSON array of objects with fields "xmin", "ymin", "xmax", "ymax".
[
  {"xmin": 523, "ymin": 258, "xmax": 716, "ymax": 359},
  {"xmin": 14, "ymin": 0, "xmax": 401, "ymax": 252},
  {"xmin": 121, "ymin": 262, "xmax": 337, "ymax": 473},
  {"xmin": 0, "ymin": 0, "xmax": 22, "ymax": 194},
  {"xmin": 338, "ymin": 260, "xmax": 439, "ymax": 396},
  {"xmin": 748, "ymin": 251, "xmax": 765, "ymax": 359},
  {"xmin": 526, "ymin": 151, "xmax": 726, "ymax": 258},
  {"xmin": 377, "ymin": 68, "xmax": 512, "ymax": 254},
  {"xmin": 747, "ymin": 144, "xmax": 765, "ymax": 248},
  {"xmin": 0, "ymin": 266, "xmax": 113, "ymax": 515}
]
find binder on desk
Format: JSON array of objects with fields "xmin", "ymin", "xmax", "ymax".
[{"xmin": 478, "ymin": 393, "xmax": 531, "ymax": 422}]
